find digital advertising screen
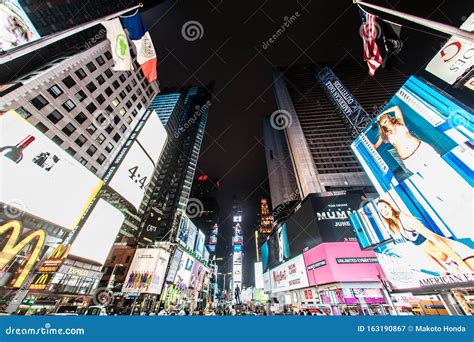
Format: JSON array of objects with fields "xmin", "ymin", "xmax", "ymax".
[
  {"xmin": 195, "ymin": 229, "xmax": 205, "ymax": 257},
  {"xmin": 350, "ymin": 188, "xmax": 473, "ymax": 290},
  {"xmin": 107, "ymin": 110, "xmax": 167, "ymax": 211},
  {"xmin": 0, "ymin": 0, "xmax": 41, "ymax": 52},
  {"xmin": 0, "ymin": 110, "xmax": 103, "ymax": 230},
  {"xmin": 122, "ymin": 247, "xmax": 170, "ymax": 294},
  {"xmin": 69, "ymin": 199, "xmax": 125, "ymax": 266},
  {"xmin": 174, "ymin": 252, "xmax": 194, "ymax": 289},
  {"xmin": 351, "ymin": 76, "xmax": 473, "ymax": 250},
  {"xmin": 269, "ymin": 254, "xmax": 309, "ymax": 293},
  {"xmin": 165, "ymin": 249, "xmax": 183, "ymax": 283}
]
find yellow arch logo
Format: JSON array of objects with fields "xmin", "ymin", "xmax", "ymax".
[{"xmin": 0, "ymin": 221, "xmax": 46, "ymax": 288}]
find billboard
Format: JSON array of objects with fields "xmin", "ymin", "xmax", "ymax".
[
  {"xmin": 195, "ymin": 229, "xmax": 205, "ymax": 257},
  {"xmin": 69, "ymin": 199, "xmax": 125, "ymax": 265},
  {"xmin": 176, "ymin": 213, "xmax": 197, "ymax": 251},
  {"xmin": 0, "ymin": 110, "xmax": 102, "ymax": 230},
  {"xmin": 122, "ymin": 247, "xmax": 170, "ymax": 294},
  {"xmin": 269, "ymin": 254, "xmax": 309, "ymax": 293},
  {"xmin": 207, "ymin": 223, "xmax": 218, "ymax": 252},
  {"xmin": 303, "ymin": 242, "xmax": 382, "ymax": 286},
  {"xmin": 107, "ymin": 110, "xmax": 167, "ymax": 210},
  {"xmin": 254, "ymin": 262, "xmax": 264, "ymax": 289},
  {"xmin": 174, "ymin": 252, "xmax": 195, "ymax": 289},
  {"xmin": 165, "ymin": 249, "xmax": 183, "ymax": 283},
  {"xmin": 350, "ymin": 189, "xmax": 473, "ymax": 290},
  {"xmin": 350, "ymin": 76, "xmax": 473, "ymax": 289},
  {"xmin": 0, "ymin": 0, "xmax": 41, "ymax": 52}
]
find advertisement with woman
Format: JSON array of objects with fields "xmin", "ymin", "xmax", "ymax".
[
  {"xmin": 351, "ymin": 76, "xmax": 473, "ymax": 249},
  {"xmin": 350, "ymin": 188, "xmax": 473, "ymax": 290}
]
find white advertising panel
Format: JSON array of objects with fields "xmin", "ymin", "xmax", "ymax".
[
  {"xmin": 0, "ymin": 111, "xmax": 102, "ymax": 230},
  {"xmin": 263, "ymin": 271, "xmax": 271, "ymax": 292},
  {"xmin": 233, "ymin": 264, "xmax": 242, "ymax": 284},
  {"xmin": 108, "ymin": 141, "xmax": 155, "ymax": 210},
  {"xmin": 174, "ymin": 252, "xmax": 195, "ymax": 289},
  {"xmin": 233, "ymin": 251, "xmax": 242, "ymax": 265},
  {"xmin": 270, "ymin": 254, "xmax": 309, "ymax": 293},
  {"xmin": 254, "ymin": 262, "xmax": 264, "ymax": 289},
  {"xmin": 69, "ymin": 199, "xmax": 124, "ymax": 265},
  {"xmin": 107, "ymin": 111, "xmax": 167, "ymax": 210},
  {"xmin": 0, "ymin": 0, "xmax": 41, "ymax": 52},
  {"xmin": 122, "ymin": 247, "xmax": 171, "ymax": 294},
  {"xmin": 186, "ymin": 223, "xmax": 197, "ymax": 251},
  {"xmin": 195, "ymin": 229, "xmax": 205, "ymax": 257}
]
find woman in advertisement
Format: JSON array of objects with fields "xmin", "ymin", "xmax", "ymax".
[
  {"xmin": 372, "ymin": 105, "xmax": 472, "ymax": 241},
  {"xmin": 376, "ymin": 198, "xmax": 474, "ymax": 275}
]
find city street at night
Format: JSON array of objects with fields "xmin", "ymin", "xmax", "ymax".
[{"xmin": 0, "ymin": 0, "xmax": 473, "ymax": 341}]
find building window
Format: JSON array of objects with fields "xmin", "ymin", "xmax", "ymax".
[
  {"xmin": 119, "ymin": 108, "xmax": 127, "ymax": 116},
  {"xmin": 75, "ymin": 112, "xmax": 87, "ymax": 125},
  {"xmin": 104, "ymin": 51, "xmax": 112, "ymax": 60},
  {"xmin": 112, "ymin": 98, "xmax": 120, "ymax": 107},
  {"xmin": 47, "ymin": 110, "xmax": 63, "ymax": 124},
  {"xmin": 96, "ymin": 94, "xmax": 105, "ymax": 104},
  {"xmin": 96, "ymin": 133, "xmax": 106, "ymax": 145},
  {"xmin": 125, "ymin": 101, "xmax": 132, "ymax": 109},
  {"xmin": 86, "ymin": 81, "xmax": 97, "ymax": 93},
  {"xmin": 120, "ymin": 124, "xmax": 126, "ymax": 133},
  {"xmin": 105, "ymin": 87, "xmax": 113, "ymax": 96},
  {"xmin": 35, "ymin": 122, "xmax": 48, "ymax": 133},
  {"xmin": 96, "ymin": 75, "xmax": 105, "ymax": 85},
  {"xmin": 62, "ymin": 123, "xmax": 76, "ymax": 136},
  {"xmin": 105, "ymin": 105, "xmax": 113, "ymax": 114},
  {"xmin": 105, "ymin": 125, "xmax": 113, "ymax": 134},
  {"xmin": 90, "ymin": 166, "xmax": 98, "ymax": 174},
  {"xmin": 105, "ymin": 143, "xmax": 114, "ymax": 152},
  {"xmin": 113, "ymin": 133, "xmax": 120, "ymax": 142},
  {"xmin": 86, "ymin": 102, "xmax": 97, "ymax": 114},
  {"xmin": 131, "ymin": 109, "xmax": 138, "ymax": 117},
  {"xmin": 62, "ymin": 99, "xmax": 76, "ymax": 112},
  {"xmin": 79, "ymin": 157, "xmax": 87, "ymax": 165},
  {"xmin": 125, "ymin": 85, "xmax": 132, "ymax": 93},
  {"xmin": 16, "ymin": 106, "xmax": 32, "ymax": 119},
  {"xmin": 30, "ymin": 95, "xmax": 49, "ymax": 109},
  {"xmin": 104, "ymin": 69, "xmax": 113, "ymax": 78},
  {"xmin": 96, "ymin": 113, "xmax": 107, "ymax": 125},
  {"xmin": 66, "ymin": 147, "xmax": 76, "ymax": 156},
  {"xmin": 75, "ymin": 90, "xmax": 87, "ymax": 102},
  {"xmin": 112, "ymin": 80, "xmax": 120, "ymax": 89},
  {"xmin": 62, "ymin": 76, "xmax": 76, "ymax": 88},
  {"xmin": 119, "ymin": 91, "xmax": 126, "ymax": 99},
  {"xmin": 86, "ymin": 123, "xmax": 97, "ymax": 135},
  {"xmin": 137, "ymin": 102, "xmax": 142, "ymax": 110},
  {"xmin": 75, "ymin": 68, "xmax": 87, "ymax": 80},
  {"xmin": 52, "ymin": 135, "xmax": 64, "ymax": 145},
  {"xmin": 86, "ymin": 61, "xmax": 97, "ymax": 73},
  {"xmin": 119, "ymin": 74, "xmax": 126, "ymax": 82},
  {"xmin": 137, "ymin": 88, "xmax": 142, "ymax": 96},
  {"xmin": 113, "ymin": 115, "xmax": 120, "ymax": 124},
  {"xmin": 75, "ymin": 134, "xmax": 87, "ymax": 147},
  {"xmin": 96, "ymin": 154, "xmax": 106, "ymax": 165},
  {"xmin": 86, "ymin": 145, "xmax": 97, "ymax": 156},
  {"xmin": 131, "ymin": 94, "xmax": 137, "ymax": 102},
  {"xmin": 47, "ymin": 84, "xmax": 63, "ymax": 98},
  {"xmin": 126, "ymin": 116, "xmax": 132, "ymax": 124},
  {"xmin": 132, "ymin": 79, "xmax": 137, "ymax": 87},
  {"xmin": 96, "ymin": 56, "xmax": 105, "ymax": 66}
]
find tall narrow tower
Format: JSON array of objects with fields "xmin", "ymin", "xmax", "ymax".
[{"xmin": 231, "ymin": 197, "xmax": 243, "ymax": 293}]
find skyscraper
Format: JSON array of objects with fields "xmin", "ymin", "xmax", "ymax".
[
  {"xmin": 271, "ymin": 60, "xmax": 407, "ymax": 199},
  {"xmin": 139, "ymin": 85, "xmax": 214, "ymax": 245}
]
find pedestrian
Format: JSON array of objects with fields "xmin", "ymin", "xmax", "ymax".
[{"xmin": 234, "ymin": 285, "xmax": 241, "ymax": 305}]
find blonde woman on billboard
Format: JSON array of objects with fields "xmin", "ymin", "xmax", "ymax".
[
  {"xmin": 376, "ymin": 198, "xmax": 474, "ymax": 275},
  {"xmin": 373, "ymin": 105, "xmax": 472, "ymax": 240}
]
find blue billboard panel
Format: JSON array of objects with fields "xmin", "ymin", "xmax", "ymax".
[
  {"xmin": 350, "ymin": 76, "xmax": 473, "ymax": 290},
  {"xmin": 351, "ymin": 76, "xmax": 473, "ymax": 248}
]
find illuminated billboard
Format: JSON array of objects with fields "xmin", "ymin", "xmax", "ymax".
[
  {"xmin": 351, "ymin": 76, "xmax": 473, "ymax": 247},
  {"xmin": 122, "ymin": 246, "xmax": 170, "ymax": 294},
  {"xmin": 0, "ymin": 0, "xmax": 41, "ymax": 52},
  {"xmin": 107, "ymin": 110, "xmax": 167, "ymax": 210},
  {"xmin": 174, "ymin": 252, "xmax": 195, "ymax": 289},
  {"xmin": 207, "ymin": 223, "xmax": 218, "ymax": 252},
  {"xmin": 269, "ymin": 254, "xmax": 309, "ymax": 293},
  {"xmin": 177, "ymin": 213, "xmax": 198, "ymax": 251},
  {"xmin": 195, "ymin": 229, "xmax": 205, "ymax": 257},
  {"xmin": 69, "ymin": 199, "xmax": 125, "ymax": 265},
  {"xmin": 254, "ymin": 262, "xmax": 264, "ymax": 289},
  {"xmin": 350, "ymin": 76, "xmax": 473, "ymax": 290},
  {"xmin": 0, "ymin": 110, "xmax": 102, "ymax": 230}
]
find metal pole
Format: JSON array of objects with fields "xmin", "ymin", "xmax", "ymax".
[
  {"xmin": 0, "ymin": 3, "xmax": 144, "ymax": 63},
  {"xmin": 355, "ymin": 0, "xmax": 474, "ymax": 42}
]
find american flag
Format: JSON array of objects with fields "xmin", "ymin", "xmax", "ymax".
[{"xmin": 360, "ymin": 10, "xmax": 383, "ymax": 76}]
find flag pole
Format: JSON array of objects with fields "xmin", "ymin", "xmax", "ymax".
[
  {"xmin": 0, "ymin": 3, "xmax": 144, "ymax": 64},
  {"xmin": 354, "ymin": 0, "xmax": 474, "ymax": 42}
]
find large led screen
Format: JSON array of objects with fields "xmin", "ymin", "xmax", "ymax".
[
  {"xmin": 0, "ymin": 0, "xmax": 41, "ymax": 52},
  {"xmin": 0, "ymin": 110, "xmax": 103, "ymax": 230},
  {"xmin": 69, "ymin": 199, "xmax": 125, "ymax": 265},
  {"xmin": 107, "ymin": 110, "xmax": 167, "ymax": 210},
  {"xmin": 350, "ymin": 189, "xmax": 473, "ymax": 290},
  {"xmin": 269, "ymin": 254, "xmax": 309, "ymax": 293},
  {"xmin": 351, "ymin": 76, "xmax": 473, "ymax": 248}
]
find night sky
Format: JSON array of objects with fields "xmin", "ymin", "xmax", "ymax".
[{"xmin": 142, "ymin": 0, "xmax": 471, "ymax": 287}]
